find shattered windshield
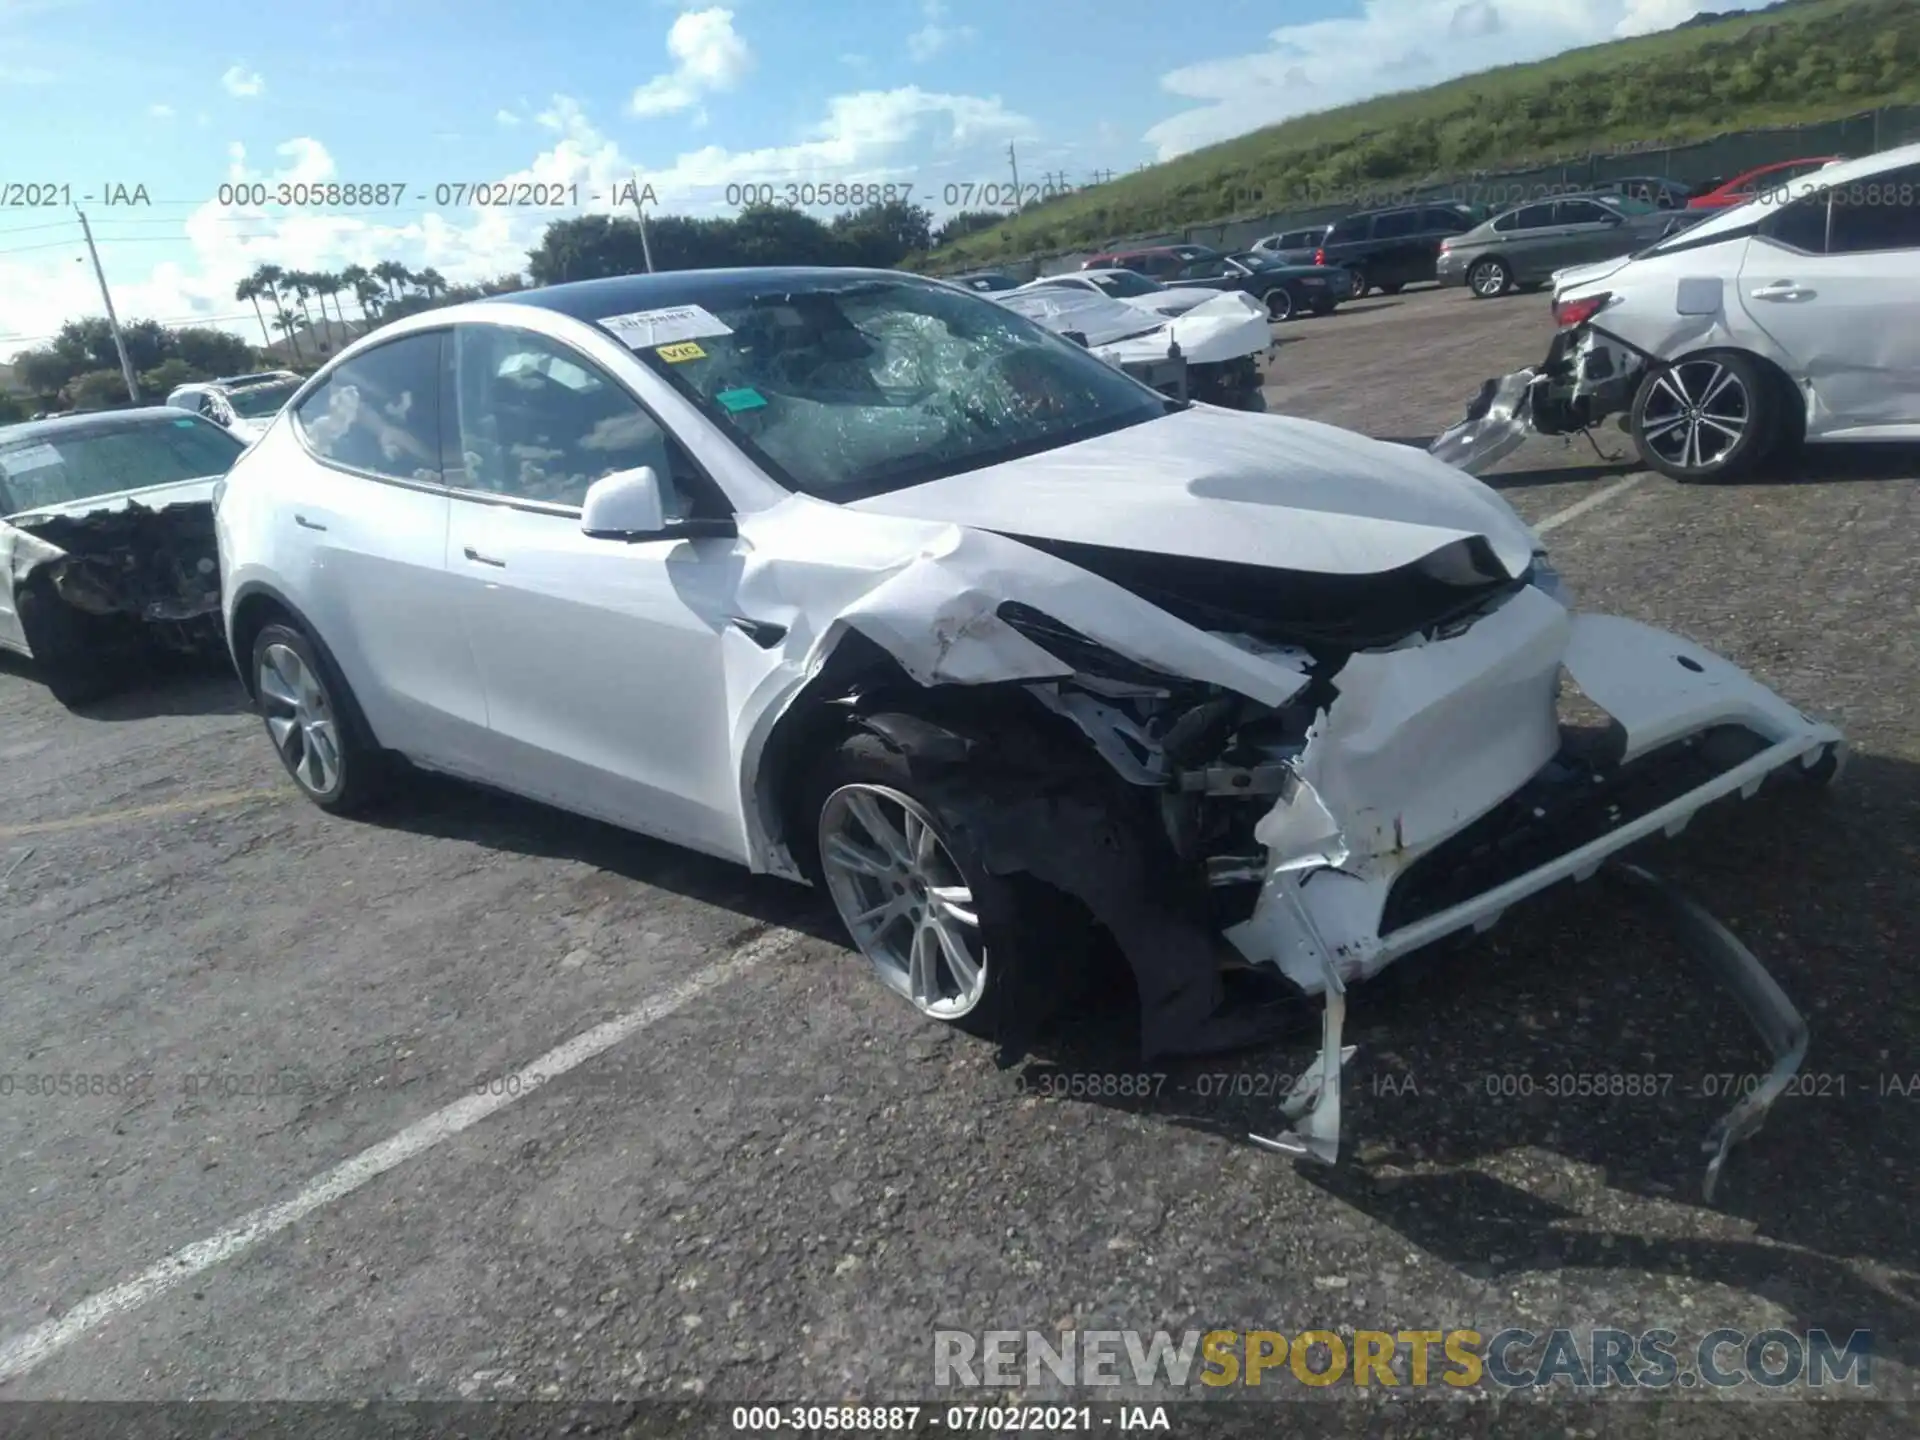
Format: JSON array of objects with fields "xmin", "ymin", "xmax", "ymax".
[
  {"xmin": 623, "ymin": 277, "xmax": 1174, "ymax": 501},
  {"xmin": 0, "ymin": 415, "xmax": 245, "ymax": 515},
  {"xmin": 225, "ymin": 380, "xmax": 303, "ymax": 418},
  {"xmin": 1086, "ymin": 270, "xmax": 1162, "ymax": 298}
]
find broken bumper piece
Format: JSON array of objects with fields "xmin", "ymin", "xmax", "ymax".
[
  {"xmin": 1428, "ymin": 367, "xmax": 1539, "ymax": 474},
  {"xmin": 1236, "ymin": 595, "xmax": 1843, "ymax": 1200}
]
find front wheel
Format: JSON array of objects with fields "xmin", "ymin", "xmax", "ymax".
[
  {"xmin": 810, "ymin": 724, "xmax": 1075, "ymax": 1040},
  {"xmin": 1629, "ymin": 353, "xmax": 1778, "ymax": 483},
  {"xmin": 1264, "ymin": 287, "xmax": 1295, "ymax": 322},
  {"xmin": 251, "ymin": 621, "xmax": 388, "ymax": 813}
]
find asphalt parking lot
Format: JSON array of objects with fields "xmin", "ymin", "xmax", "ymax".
[{"xmin": 2, "ymin": 284, "xmax": 1916, "ymax": 1431}]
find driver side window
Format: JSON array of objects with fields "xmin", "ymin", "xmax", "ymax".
[{"xmin": 446, "ymin": 325, "xmax": 717, "ymax": 517}]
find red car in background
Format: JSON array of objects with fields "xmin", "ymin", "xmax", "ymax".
[{"xmin": 1686, "ymin": 156, "xmax": 1842, "ymax": 210}]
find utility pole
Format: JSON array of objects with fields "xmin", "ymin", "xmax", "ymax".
[
  {"xmin": 1007, "ymin": 142, "xmax": 1022, "ymax": 212},
  {"xmin": 75, "ymin": 207, "xmax": 140, "ymax": 406},
  {"xmin": 628, "ymin": 171, "xmax": 655, "ymax": 273}
]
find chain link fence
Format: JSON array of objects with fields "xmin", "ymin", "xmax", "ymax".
[{"xmin": 968, "ymin": 105, "xmax": 1920, "ymax": 279}]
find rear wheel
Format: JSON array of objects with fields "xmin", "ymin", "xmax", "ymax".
[
  {"xmin": 1263, "ymin": 287, "xmax": 1295, "ymax": 322},
  {"xmin": 251, "ymin": 621, "xmax": 389, "ymax": 813},
  {"xmin": 1468, "ymin": 257, "xmax": 1511, "ymax": 298},
  {"xmin": 1380, "ymin": 280, "xmax": 1406, "ymax": 295},
  {"xmin": 1629, "ymin": 352, "xmax": 1778, "ymax": 483},
  {"xmin": 1346, "ymin": 267, "xmax": 1368, "ymax": 297}
]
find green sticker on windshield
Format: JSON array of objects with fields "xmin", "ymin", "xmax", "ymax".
[
  {"xmin": 173, "ymin": 418, "xmax": 198, "ymax": 427},
  {"xmin": 715, "ymin": 387, "xmax": 766, "ymax": 413}
]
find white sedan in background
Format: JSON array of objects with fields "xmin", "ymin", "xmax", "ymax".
[
  {"xmin": 1017, "ymin": 267, "xmax": 1227, "ymax": 319},
  {"xmin": 1434, "ymin": 142, "xmax": 1920, "ymax": 482},
  {"xmin": 215, "ymin": 266, "xmax": 1841, "ymax": 1187}
]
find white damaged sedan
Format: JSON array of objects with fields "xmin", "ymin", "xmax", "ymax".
[{"xmin": 216, "ymin": 268, "xmax": 1842, "ymax": 1190}]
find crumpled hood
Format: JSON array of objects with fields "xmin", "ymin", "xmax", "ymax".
[
  {"xmin": 848, "ymin": 404, "xmax": 1541, "ymax": 579},
  {"xmin": 9, "ymin": 475, "xmax": 222, "ymax": 526}
]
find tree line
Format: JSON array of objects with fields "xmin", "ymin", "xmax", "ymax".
[{"xmin": 0, "ymin": 198, "xmax": 1002, "ymax": 419}]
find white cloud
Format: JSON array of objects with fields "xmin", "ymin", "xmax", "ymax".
[
  {"xmin": 629, "ymin": 7, "xmax": 753, "ymax": 117},
  {"xmin": 149, "ymin": 103, "xmax": 176, "ymax": 118},
  {"xmin": 1145, "ymin": 0, "xmax": 1707, "ymax": 159},
  {"xmin": 221, "ymin": 63, "xmax": 264, "ymax": 98},
  {"xmin": 907, "ymin": 0, "xmax": 976, "ymax": 62},
  {"xmin": 496, "ymin": 108, "xmax": 522, "ymax": 126},
  {"xmin": 0, "ymin": 86, "xmax": 1033, "ymax": 360}
]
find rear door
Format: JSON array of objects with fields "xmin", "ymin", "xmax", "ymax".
[
  {"xmin": 1368, "ymin": 209, "xmax": 1425, "ymax": 284},
  {"xmin": 1737, "ymin": 162, "xmax": 1920, "ymax": 434},
  {"xmin": 280, "ymin": 330, "xmax": 491, "ymax": 770},
  {"xmin": 1548, "ymin": 198, "xmax": 1632, "ymax": 272}
]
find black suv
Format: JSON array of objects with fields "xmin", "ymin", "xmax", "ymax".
[{"xmin": 1315, "ymin": 202, "xmax": 1481, "ymax": 296}]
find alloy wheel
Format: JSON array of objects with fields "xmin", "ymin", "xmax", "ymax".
[
  {"xmin": 258, "ymin": 642, "xmax": 343, "ymax": 796},
  {"xmin": 1640, "ymin": 360, "xmax": 1752, "ymax": 471},
  {"xmin": 1472, "ymin": 261, "xmax": 1507, "ymax": 297},
  {"xmin": 818, "ymin": 783, "xmax": 988, "ymax": 1020},
  {"xmin": 1266, "ymin": 288, "xmax": 1293, "ymax": 321}
]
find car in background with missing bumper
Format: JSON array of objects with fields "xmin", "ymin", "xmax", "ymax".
[
  {"xmin": 0, "ymin": 408, "xmax": 245, "ymax": 704},
  {"xmin": 215, "ymin": 266, "xmax": 1843, "ymax": 1191},
  {"xmin": 1432, "ymin": 141, "xmax": 1920, "ymax": 483}
]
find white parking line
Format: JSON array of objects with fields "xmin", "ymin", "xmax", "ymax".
[
  {"xmin": 0, "ymin": 926, "xmax": 798, "ymax": 1388},
  {"xmin": 1535, "ymin": 473, "xmax": 1647, "ymax": 534}
]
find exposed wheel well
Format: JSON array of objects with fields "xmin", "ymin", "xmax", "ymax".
[{"xmin": 228, "ymin": 589, "xmax": 298, "ymax": 700}]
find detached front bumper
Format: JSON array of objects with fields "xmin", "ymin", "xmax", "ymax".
[
  {"xmin": 1429, "ymin": 326, "xmax": 1648, "ymax": 474},
  {"xmin": 1226, "ymin": 585, "xmax": 1842, "ymax": 1195}
]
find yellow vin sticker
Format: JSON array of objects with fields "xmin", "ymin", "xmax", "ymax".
[{"xmin": 657, "ymin": 341, "xmax": 707, "ymax": 363}]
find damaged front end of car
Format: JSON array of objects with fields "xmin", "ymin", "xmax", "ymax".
[
  {"xmin": 1429, "ymin": 322, "xmax": 1649, "ymax": 475},
  {"xmin": 734, "ymin": 507, "xmax": 1841, "ymax": 1201},
  {"xmin": 9, "ymin": 497, "xmax": 225, "ymax": 700}
]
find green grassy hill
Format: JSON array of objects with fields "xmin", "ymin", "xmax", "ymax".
[{"xmin": 924, "ymin": 0, "xmax": 1919, "ymax": 268}]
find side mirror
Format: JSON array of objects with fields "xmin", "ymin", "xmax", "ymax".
[
  {"xmin": 581, "ymin": 466, "xmax": 666, "ymax": 539},
  {"xmin": 580, "ymin": 466, "xmax": 736, "ymax": 542}
]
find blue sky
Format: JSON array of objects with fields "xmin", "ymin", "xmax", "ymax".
[{"xmin": 0, "ymin": 0, "xmax": 1701, "ymax": 357}]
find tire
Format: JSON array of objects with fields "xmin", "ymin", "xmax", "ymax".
[
  {"xmin": 14, "ymin": 578, "xmax": 121, "ymax": 708},
  {"xmin": 1380, "ymin": 280, "xmax": 1406, "ymax": 295},
  {"xmin": 1347, "ymin": 267, "xmax": 1368, "ymax": 297},
  {"xmin": 808, "ymin": 723, "xmax": 1063, "ymax": 1042},
  {"xmin": 1263, "ymin": 287, "xmax": 1295, "ymax": 322},
  {"xmin": 250, "ymin": 621, "xmax": 389, "ymax": 813},
  {"xmin": 1629, "ymin": 352, "xmax": 1779, "ymax": 483},
  {"xmin": 1467, "ymin": 257, "xmax": 1511, "ymax": 299}
]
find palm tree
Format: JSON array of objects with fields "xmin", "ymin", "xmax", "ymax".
[
  {"xmin": 416, "ymin": 267, "xmax": 448, "ymax": 300},
  {"xmin": 317, "ymin": 272, "xmax": 348, "ymax": 339},
  {"xmin": 339, "ymin": 264, "xmax": 376, "ymax": 324},
  {"xmin": 253, "ymin": 263, "xmax": 294, "ymax": 351},
  {"xmin": 235, "ymin": 275, "xmax": 272, "ymax": 347},
  {"xmin": 373, "ymin": 260, "xmax": 410, "ymax": 302},
  {"xmin": 354, "ymin": 277, "xmax": 384, "ymax": 322},
  {"xmin": 271, "ymin": 310, "xmax": 305, "ymax": 364},
  {"xmin": 287, "ymin": 272, "xmax": 319, "ymax": 337}
]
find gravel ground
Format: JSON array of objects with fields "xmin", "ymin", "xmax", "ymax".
[{"xmin": 2, "ymin": 284, "xmax": 1915, "ymax": 1436}]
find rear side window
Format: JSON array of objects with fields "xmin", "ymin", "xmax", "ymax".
[
  {"xmin": 1759, "ymin": 191, "xmax": 1831, "ymax": 253},
  {"xmin": 1327, "ymin": 216, "xmax": 1370, "ymax": 243},
  {"xmin": 1421, "ymin": 207, "xmax": 1471, "ymax": 232},
  {"xmin": 1825, "ymin": 165, "xmax": 1920, "ymax": 253},
  {"xmin": 1554, "ymin": 200, "xmax": 1613, "ymax": 225},
  {"xmin": 1372, "ymin": 210, "xmax": 1420, "ymax": 238},
  {"xmin": 295, "ymin": 332, "xmax": 445, "ymax": 484},
  {"xmin": 1508, "ymin": 203, "xmax": 1556, "ymax": 231}
]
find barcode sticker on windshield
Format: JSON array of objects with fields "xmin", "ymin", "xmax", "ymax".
[
  {"xmin": 0, "ymin": 443, "xmax": 61, "ymax": 475},
  {"xmin": 598, "ymin": 304, "xmax": 733, "ymax": 349}
]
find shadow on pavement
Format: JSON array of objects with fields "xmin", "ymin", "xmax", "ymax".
[{"xmin": 0, "ymin": 649, "xmax": 250, "ymax": 720}]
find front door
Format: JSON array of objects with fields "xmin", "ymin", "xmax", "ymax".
[{"xmin": 440, "ymin": 322, "xmax": 748, "ymax": 860}]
